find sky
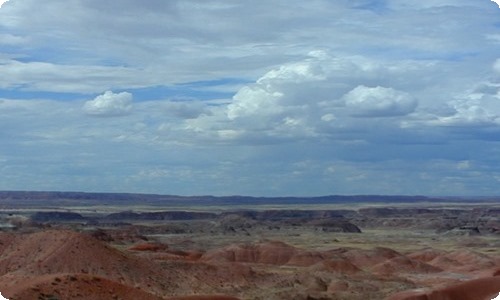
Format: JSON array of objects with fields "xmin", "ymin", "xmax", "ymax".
[{"xmin": 0, "ymin": 0, "xmax": 500, "ymax": 197}]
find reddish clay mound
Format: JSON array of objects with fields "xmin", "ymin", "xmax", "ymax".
[
  {"xmin": 413, "ymin": 249, "xmax": 498, "ymax": 274},
  {"xmin": 128, "ymin": 242, "xmax": 168, "ymax": 252},
  {"xmin": 309, "ymin": 258, "xmax": 362, "ymax": 275},
  {"xmin": 340, "ymin": 247, "xmax": 403, "ymax": 269},
  {"xmin": 0, "ymin": 233, "xmax": 16, "ymax": 253},
  {"xmin": 126, "ymin": 241, "xmax": 202, "ymax": 262},
  {"xmin": 0, "ymin": 230, "xmax": 142, "ymax": 277},
  {"xmin": 202, "ymin": 241, "xmax": 298, "ymax": 265},
  {"xmin": 388, "ymin": 276, "xmax": 500, "ymax": 300},
  {"xmin": 387, "ymin": 288, "xmax": 431, "ymax": 300},
  {"xmin": 1, "ymin": 273, "xmax": 165, "ymax": 300},
  {"xmin": 442, "ymin": 250, "xmax": 497, "ymax": 272},
  {"xmin": 429, "ymin": 276, "xmax": 500, "ymax": 300},
  {"xmin": 407, "ymin": 248, "xmax": 447, "ymax": 263},
  {"xmin": 327, "ymin": 279, "xmax": 350, "ymax": 293},
  {"xmin": 166, "ymin": 296, "xmax": 240, "ymax": 300},
  {"xmin": 137, "ymin": 250, "xmax": 203, "ymax": 262},
  {"xmin": 286, "ymin": 250, "xmax": 326, "ymax": 267},
  {"xmin": 371, "ymin": 256, "xmax": 442, "ymax": 275},
  {"xmin": 426, "ymin": 255, "xmax": 459, "ymax": 272},
  {"xmin": 0, "ymin": 230, "xmax": 203, "ymax": 296},
  {"xmin": 162, "ymin": 260, "xmax": 255, "ymax": 290},
  {"xmin": 202, "ymin": 241, "xmax": 405, "ymax": 270}
]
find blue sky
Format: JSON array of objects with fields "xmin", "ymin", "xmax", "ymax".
[{"xmin": 1, "ymin": 0, "xmax": 500, "ymax": 196}]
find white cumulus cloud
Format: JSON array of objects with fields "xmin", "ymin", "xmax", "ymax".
[
  {"xmin": 83, "ymin": 91, "xmax": 133, "ymax": 116},
  {"xmin": 216, "ymin": 52, "xmax": 423, "ymax": 142},
  {"xmin": 343, "ymin": 85, "xmax": 417, "ymax": 117}
]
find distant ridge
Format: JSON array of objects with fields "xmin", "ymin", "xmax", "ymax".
[{"xmin": 0, "ymin": 191, "xmax": 494, "ymax": 207}]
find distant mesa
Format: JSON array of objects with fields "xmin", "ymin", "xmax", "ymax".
[
  {"xmin": 31, "ymin": 211, "xmax": 86, "ymax": 222},
  {"xmin": 105, "ymin": 211, "xmax": 217, "ymax": 221},
  {"xmin": 0, "ymin": 191, "xmax": 456, "ymax": 206}
]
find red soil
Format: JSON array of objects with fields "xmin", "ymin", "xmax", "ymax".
[
  {"xmin": 0, "ymin": 229, "xmax": 497, "ymax": 299},
  {"xmin": 371, "ymin": 256, "xmax": 443, "ymax": 275},
  {"xmin": 0, "ymin": 230, "xmax": 191, "ymax": 295},
  {"xmin": 0, "ymin": 230, "xmax": 239, "ymax": 299},
  {"xmin": 201, "ymin": 240, "xmax": 298, "ymax": 265},
  {"xmin": 286, "ymin": 250, "xmax": 326, "ymax": 266},
  {"xmin": 388, "ymin": 276, "xmax": 500, "ymax": 300},
  {"xmin": 407, "ymin": 248, "xmax": 447, "ymax": 262},
  {"xmin": 340, "ymin": 246, "xmax": 403, "ymax": 269},
  {"xmin": 128, "ymin": 242, "xmax": 168, "ymax": 252},
  {"xmin": 309, "ymin": 258, "xmax": 362, "ymax": 274},
  {"xmin": 166, "ymin": 296, "xmax": 241, "ymax": 300},
  {"xmin": 1, "ymin": 273, "xmax": 165, "ymax": 300}
]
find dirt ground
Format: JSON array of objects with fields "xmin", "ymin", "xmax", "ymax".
[{"xmin": 0, "ymin": 200, "xmax": 498, "ymax": 299}]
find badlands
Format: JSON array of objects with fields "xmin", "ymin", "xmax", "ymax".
[{"xmin": 0, "ymin": 192, "xmax": 498, "ymax": 299}]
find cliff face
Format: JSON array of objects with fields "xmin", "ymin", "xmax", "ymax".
[
  {"xmin": 220, "ymin": 210, "xmax": 351, "ymax": 220},
  {"xmin": 105, "ymin": 211, "xmax": 217, "ymax": 221},
  {"xmin": 30, "ymin": 212, "xmax": 86, "ymax": 222}
]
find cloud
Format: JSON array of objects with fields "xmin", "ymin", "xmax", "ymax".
[
  {"xmin": 83, "ymin": 91, "xmax": 133, "ymax": 116},
  {"xmin": 1, "ymin": 0, "xmax": 495, "ymax": 89},
  {"xmin": 0, "ymin": 33, "xmax": 26, "ymax": 46},
  {"xmin": 414, "ymin": 78, "xmax": 500, "ymax": 130},
  {"xmin": 2, "ymin": 1, "xmax": 500, "ymax": 196},
  {"xmin": 386, "ymin": 0, "xmax": 486, "ymax": 9},
  {"xmin": 343, "ymin": 85, "xmax": 417, "ymax": 117},
  {"xmin": 162, "ymin": 101, "xmax": 212, "ymax": 119},
  {"xmin": 227, "ymin": 86, "xmax": 284, "ymax": 120},
  {"xmin": 192, "ymin": 51, "xmax": 426, "ymax": 143},
  {"xmin": 0, "ymin": 59, "xmax": 163, "ymax": 93},
  {"xmin": 437, "ymin": 102, "xmax": 499, "ymax": 127},
  {"xmin": 494, "ymin": 59, "xmax": 500, "ymax": 73}
]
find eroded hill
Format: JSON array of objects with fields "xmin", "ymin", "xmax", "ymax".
[{"xmin": 0, "ymin": 198, "xmax": 498, "ymax": 299}]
